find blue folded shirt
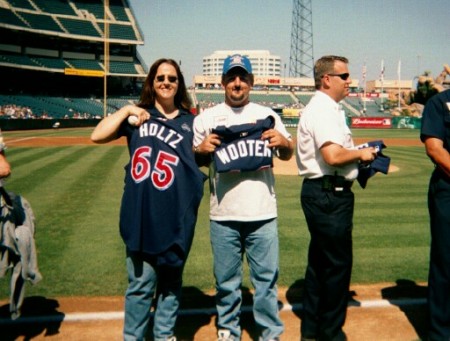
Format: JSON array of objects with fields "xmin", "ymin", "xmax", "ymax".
[{"xmin": 356, "ymin": 140, "xmax": 390, "ymax": 188}]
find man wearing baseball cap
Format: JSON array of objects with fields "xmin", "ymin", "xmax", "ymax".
[{"xmin": 193, "ymin": 54, "xmax": 294, "ymax": 341}]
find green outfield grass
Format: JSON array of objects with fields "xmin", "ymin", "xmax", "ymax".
[{"xmin": 0, "ymin": 128, "xmax": 432, "ymax": 299}]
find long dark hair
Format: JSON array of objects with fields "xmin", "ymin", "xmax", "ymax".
[{"xmin": 138, "ymin": 58, "xmax": 192, "ymax": 110}]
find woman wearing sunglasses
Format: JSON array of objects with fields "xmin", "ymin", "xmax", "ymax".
[{"xmin": 91, "ymin": 58, "xmax": 205, "ymax": 341}]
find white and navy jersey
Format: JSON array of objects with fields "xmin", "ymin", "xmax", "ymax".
[
  {"xmin": 118, "ymin": 107, "xmax": 205, "ymax": 266},
  {"xmin": 194, "ymin": 102, "xmax": 291, "ymax": 221},
  {"xmin": 212, "ymin": 116, "xmax": 275, "ymax": 173}
]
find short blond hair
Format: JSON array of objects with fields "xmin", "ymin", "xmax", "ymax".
[{"xmin": 314, "ymin": 55, "xmax": 349, "ymax": 90}]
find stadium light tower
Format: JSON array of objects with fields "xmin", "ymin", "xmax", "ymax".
[{"xmin": 289, "ymin": 0, "xmax": 314, "ymax": 78}]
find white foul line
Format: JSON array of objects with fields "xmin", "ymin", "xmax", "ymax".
[
  {"xmin": 5, "ymin": 137, "xmax": 36, "ymax": 144},
  {"xmin": 0, "ymin": 298, "xmax": 427, "ymax": 325}
]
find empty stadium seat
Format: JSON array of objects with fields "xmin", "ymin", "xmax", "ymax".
[
  {"xmin": 7, "ymin": 0, "xmax": 34, "ymax": 10},
  {"xmin": 32, "ymin": 57, "xmax": 68, "ymax": 70},
  {"xmin": 0, "ymin": 53, "xmax": 39, "ymax": 68},
  {"xmin": 66, "ymin": 59, "xmax": 103, "ymax": 71},
  {"xmin": 109, "ymin": 61, "xmax": 138, "ymax": 74},
  {"xmin": 32, "ymin": 0, "xmax": 76, "ymax": 16},
  {"xmin": 0, "ymin": 7, "xmax": 27, "ymax": 28},
  {"xmin": 20, "ymin": 12, "xmax": 63, "ymax": 32},
  {"xmin": 58, "ymin": 17, "xmax": 101, "ymax": 37}
]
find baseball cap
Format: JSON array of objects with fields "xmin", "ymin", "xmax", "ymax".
[{"xmin": 222, "ymin": 54, "xmax": 252, "ymax": 75}]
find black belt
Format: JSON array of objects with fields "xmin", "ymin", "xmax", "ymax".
[{"xmin": 305, "ymin": 175, "xmax": 353, "ymax": 192}]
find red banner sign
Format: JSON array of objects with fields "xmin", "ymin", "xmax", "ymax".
[{"xmin": 351, "ymin": 117, "xmax": 392, "ymax": 128}]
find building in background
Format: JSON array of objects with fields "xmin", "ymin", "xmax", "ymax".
[{"xmin": 202, "ymin": 50, "xmax": 281, "ymax": 77}]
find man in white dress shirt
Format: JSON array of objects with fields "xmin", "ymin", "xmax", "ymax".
[{"xmin": 296, "ymin": 55, "xmax": 376, "ymax": 341}]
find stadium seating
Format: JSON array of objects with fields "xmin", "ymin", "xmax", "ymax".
[
  {"xmin": 0, "ymin": 94, "xmax": 140, "ymax": 119},
  {"xmin": 98, "ymin": 22, "xmax": 137, "ymax": 40},
  {"xmin": 73, "ymin": 0, "xmax": 130, "ymax": 22},
  {"xmin": 341, "ymin": 97, "xmax": 392, "ymax": 117},
  {"xmin": 109, "ymin": 0, "xmax": 131, "ymax": 21},
  {"xmin": 250, "ymin": 92, "xmax": 297, "ymax": 107},
  {"xmin": 4, "ymin": 89, "xmax": 392, "ymax": 123},
  {"xmin": 0, "ymin": 7, "xmax": 27, "ymax": 28},
  {"xmin": 109, "ymin": 61, "xmax": 138, "ymax": 75},
  {"xmin": 109, "ymin": 23, "xmax": 137, "ymax": 40},
  {"xmin": 7, "ymin": 0, "xmax": 34, "ymax": 10},
  {"xmin": 33, "ymin": 57, "xmax": 68, "ymax": 70},
  {"xmin": 194, "ymin": 90, "xmax": 300, "ymax": 110},
  {"xmin": 0, "ymin": 53, "xmax": 39, "ymax": 68},
  {"xmin": 66, "ymin": 59, "xmax": 103, "ymax": 71},
  {"xmin": 32, "ymin": 0, "xmax": 77, "ymax": 16},
  {"xmin": 295, "ymin": 94, "xmax": 313, "ymax": 106},
  {"xmin": 194, "ymin": 91, "xmax": 224, "ymax": 109},
  {"xmin": 58, "ymin": 17, "xmax": 101, "ymax": 37},
  {"xmin": 19, "ymin": 12, "xmax": 64, "ymax": 32},
  {"xmin": 3, "ymin": 0, "xmax": 139, "ymax": 42},
  {"xmin": 107, "ymin": 97, "xmax": 137, "ymax": 110},
  {"xmin": 0, "ymin": 0, "xmax": 146, "ymax": 80},
  {"xmin": 75, "ymin": 0, "xmax": 105, "ymax": 19},
  {"xmin": 0, "ymin": 51, "xmax": 145, "ymax": 75}
]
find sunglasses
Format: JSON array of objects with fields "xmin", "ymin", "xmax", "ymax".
[
  {"xmin": 327, "ymin": 73, "xmax": 350, "ymax": 81},
  {"xmin": 155, "ymin": 75, "xmax": 178, "ymax": 83},
  {"xmin": 223, "ymin": 73, "xmax": 252, "ymax": 84}
]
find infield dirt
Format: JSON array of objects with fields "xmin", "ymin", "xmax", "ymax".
[{"xmin": 0, "ymin": 282, "xmax": 428, "ymax": 340}]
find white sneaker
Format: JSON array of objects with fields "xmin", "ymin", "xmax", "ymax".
[{"xmin": 218, "ymin": 329, "xmax": 233, "ymax": 341}]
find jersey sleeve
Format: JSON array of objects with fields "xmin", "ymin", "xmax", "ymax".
[{"xmin": 420, "ymin": 94, "xmax": 447, "ymax": 142}]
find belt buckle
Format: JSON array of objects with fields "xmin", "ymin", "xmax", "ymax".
[{"xmin": 334, "ymin": 186, "xmax": 344, "ymax": 192}]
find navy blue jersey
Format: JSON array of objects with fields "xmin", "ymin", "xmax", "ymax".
[
  {"xmin": 212, "ymin": 116, "xmax": 275, "ymax": 173},
  {"xmin": 356, "ymin": 140, "xmax": 390, "ymax": 188},
  {"xmin": 118, "ymin": 108, "xmax": 205, "ymax": 266},
  {"xmin": 421, "ymin": 89, "xmax": 450, "ymax": 151}
]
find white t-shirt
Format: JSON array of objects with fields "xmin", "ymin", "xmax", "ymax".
[
  {"xmin": 193, "ymin": 102, "xmax": 291, "ymax": 221},
  {"xmin": 296, "ymin": 91, "xmax": 358, "ymax": 181}
]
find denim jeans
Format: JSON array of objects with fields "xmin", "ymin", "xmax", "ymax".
[
  {"xmin": 210, "ymin": 219, "xmax": 284, "ymax": 340},
  {"xmin": 123, "ymin": 250, "xmax": 183, "ymax": 341}
]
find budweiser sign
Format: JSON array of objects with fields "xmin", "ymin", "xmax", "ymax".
[{"xmin": 351, "ymin": 117, "xmax": 392, "ymax": 128}]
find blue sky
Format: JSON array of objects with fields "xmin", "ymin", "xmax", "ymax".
[{"xmin": 128, "ymin": 0, "xmax": 450, "ymax": 86}]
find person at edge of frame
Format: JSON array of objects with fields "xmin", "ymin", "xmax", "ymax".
[
  {"xmin": 420, "ymin": 88, "xmax": 450, "ymax": 341},
  {"xmin": 0, "ymin": 129, "xmax": 11, "ymax": 179}
]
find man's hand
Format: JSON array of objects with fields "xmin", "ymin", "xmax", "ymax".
[
  {"xmin": 194, "ymin": 133, "xmax": 221, "ymax": 154},
  {"xmin": 261, "ymin": 129, "xmax": 294, "ymax": 160}
]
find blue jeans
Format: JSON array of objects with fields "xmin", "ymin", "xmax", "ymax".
[
  {"xmin": 123, "ymin": 250, "xmax": 183, "ymax": 341},
  {"xmin": 210, "ymin": 219, "xmax": 284, "ymax": 340}
]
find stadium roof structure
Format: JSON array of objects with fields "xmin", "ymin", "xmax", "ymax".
[
  {"xmin": 0, "ymin": 0, "xmax": 147, "ymax": 78},
  {"xmin": 0, "ymin": 0, "xmax": 144, "ymax": 43}
]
